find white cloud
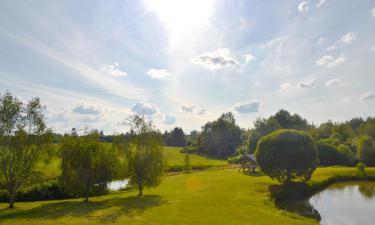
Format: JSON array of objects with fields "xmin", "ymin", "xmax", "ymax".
[
  {"xmin": 372, "ymin": 7, "xmax": 375, "ymax": 18},
  {"xmin": 190, "ymin": 48, "xmax": 239, "ymax": 70},
  {"xmin": 326, "ymin": 79, "xmax": 342, "ymax": 87},
  {"xmin": 317, "ymin": 37, "xmax": 325, "ymax": 44},
  {"xmin": 280, "ymin": 83, "xmax": 293, "ymax": 91},
  {"xmin": 196, "ymin": 108, "xmax": 206, "ymax": 115},
  {"xmin": 244, "ymin": 53, "xmax": 256, "ymax": 64},
  {"xmin": 234, "ymin": 100, "xmax": 261, "ymax": 113},
  {"xmin": 146, "ymin": 68, "xmax": 171, "ymax": 79},
  {"xmin": 360, "ymin": 92, "xmax": 374, "ymax": 101},
  {"xmin": 317, "ymin": 0, "xmax": 327, "ymax": 8},
  {"xmin": 326, "ymin": 45, "xmax": 335, "ymax": 51},
  {"xmin": 181, "ymin": 105, "xmax": 196, "ymax": 113},
  {"xmin": 298, "ymin": 1, "xmax": 310, "ymax": 12},
  {"xmin": 298, "ymin": 79, "xmax": 316, "ymax": 88},
  {"xmin": 131, "ymin": 102, "xmax": 158, "ymax": 115},
  {"xmin": 100, "ymin": 62, "xmax": 128, "ymax": 77},
  {"xmin": 316, "ymin": 54, "xmax": 346, "ymax": 67},
  {"xmin": 371, "ymin": 46, "xmax": 375, "ymax": 52},
  {"xmin": 339, "ymin": 32, "xmax": 356, "ymax": 44},
  {"xmin": 163, "ymin": 115, "xmax": 176, "ymax": 125},
  {"xmin": 72, "ymin": 104, "xmax": 102, "ymax": 115}
]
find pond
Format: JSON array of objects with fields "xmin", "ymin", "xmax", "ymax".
[
  {"xmin": 309, "ymin": 182, "xmax": 375, "ymax": 225},
  {"xmin": 107, "ymin": 179, "xmax": 129, "ymax": 191}
]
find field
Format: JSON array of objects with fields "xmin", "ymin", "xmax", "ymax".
[
  {"xmin": 35, "ymin": 146, "xmax": 228, "ymax": 179},
  {"xmin": 1, "ymin": 167, "xmax": 374, "ymax": 225}
]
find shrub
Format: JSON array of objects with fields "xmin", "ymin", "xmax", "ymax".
[
  {"xmin": 316, "ymin": 142, "xmax": 341, "ymax": 166},
  {"xmin": 255, "ymin": 129, "xmax": 318, "ymax": 184},
  {"xmin": 357, "ymin": 136, "xmax": 375, "ymax": 166},
  {"xmin": 357, "ymin": 162, "xmax": 366, "ymax": 176},
  {"xmin": 337, "ymin": 144, "xmax": 355, "ymax": 166}
]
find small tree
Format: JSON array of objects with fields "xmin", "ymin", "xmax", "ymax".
[
  {"xmin": 60, "ymin": 132, "xmax": 120, "ymax": 201},
  {"xmin": 255, "ymin": 129, "xmax": 318, "ymax": 184},
  {"xmin": 0, "ymin": 92, "xmax": 51, "ymax": 208},
  {"xmin": 357, "ymin": 162, "xmax": 366, "ymax": 176},
  {"xmin": 357, "ymin": 136, "xmax": 375, "ymax": 166},
  {"xmin": 127, "ymin": 115, "xmax": 165, "ymax": 196},
  {"xmin": 337, "ymin": 144, "xmax": 355, "ymax": 166},
  {"xmin": 183, "ymin": 153, "xmax": 191, "ymax": 172}
]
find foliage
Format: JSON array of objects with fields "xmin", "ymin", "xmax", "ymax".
[
  {"xmin": 163, "ymin": 127, "xmax": 186, "ymax": 147},
  {"xmin": 197, "ymin": 112, "xmax": 242, "ymax": 158},
  {"xmin": 60, "ymin": 132, "xmax": 120, "ymax": 201},
  {"xmin": 255, "ymin": 129, "xmax": 318, "ymax": 184},
  {"xmin": 316, "ymin": 141, "xmax": 341, "ymax": 166},
  {"xmin": 183, "ymin": 153, "xmax": 191, "ymax": 172},
  {"xmin": 337, "ymin": 144, "xmax": 355, "ymax": 166},
  {"xmin": 127, "ymin": 115, "xmax": 165, "ymax": 196},
  {"xmin": 0, "ymin": 91, "xmax": 52, "ymax": 208},
  {"xmin": 357, "ymin": 162, "xmax": 366, "ymax": 176},
  {"xmin": 357, "ymin": 136, "xmax": 375, "ymax": 166}
]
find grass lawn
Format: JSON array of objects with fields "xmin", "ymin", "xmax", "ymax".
[
  {"xmin": 163, "ymin": 146, "xmax": 228, "ymax": 170},
  {"xmin": 2, "ymin": 167, "xmax": 373, "ymax": 225}
]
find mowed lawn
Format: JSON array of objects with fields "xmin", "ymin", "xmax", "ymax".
[
  {"xmin": 163, "ymin": 146, "xmax": 228, "ymax": 170},
  {"xmin": 2, "ymin": 167, "xmax": 373, "ymax": 225}
]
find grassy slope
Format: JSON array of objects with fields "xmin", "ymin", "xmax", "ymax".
[
  {"xmin": 163, "ymin": 146, "xmax": 228, "ymax": 170},
  {"xmin": 35, "ymin": 146, "xmax": 228, "ymax": 180},
  {"xmin": 2, "ymin": 167, "xmax": 372, "ymax": 225}
]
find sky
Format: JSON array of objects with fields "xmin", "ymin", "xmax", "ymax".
[{"xmin": 0, "ymin": 0, "xmax": 374, "ymax": 134}]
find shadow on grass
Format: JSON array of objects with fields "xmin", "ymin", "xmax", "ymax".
[
  {"xmin": 242, "ymin": 171, "xmax": 263, "ymax": 177},
  {"xmin": 0, "ymin": 195, "xmax": 165, "ymax": 222}
]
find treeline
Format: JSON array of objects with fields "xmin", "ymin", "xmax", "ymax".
[
  {"xmin": 0, "ymin": 92, "xmax": 165, "ymax": 208},
  {"xmin": 184, "ymin": 109, "xmax": 375, "ymax": 167}
]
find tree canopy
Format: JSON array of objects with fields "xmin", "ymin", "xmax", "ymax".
[{"xmin": 255, "ymin": 129, "xmax": 318, "ymax": 184}]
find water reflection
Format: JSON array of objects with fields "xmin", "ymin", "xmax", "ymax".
[
  {"xmin": 309, "ymin": 182, "xmax": 375, "ymax": 225},
  {"xmin": 107, "ymin": 179, "xmax": 128, "ymax": 191}
]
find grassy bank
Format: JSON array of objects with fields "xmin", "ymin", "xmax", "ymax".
[{"xmin": 1, "ymin": 167, "xmax": 374, "ymax": 225}]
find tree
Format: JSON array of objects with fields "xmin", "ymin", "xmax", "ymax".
[
  {"xmin": 316, "ymin": 141, "xmax": 341, "ymax": 166},
  {"xmin": 255, "ymin": 129, "xmax": 318, "ymax": 184},
  {"xmin": 270, "ymin": 109, "xmax": 309, "ymax": 130},
  {"xmin": 163, "ymin": 127, "xmax": 186, "ymax": 147},
  {"xmin": 199, "ymin": 112, "xmax": 242, "ymax": 158},
  {"xmin": 337, "ymin": 144, "xmax": 355, "ymax": 166},
  {"xmin": 357, "ymin": 136, "xmax": 375, "ymax": 166},
  {"xmin": 127, "ymin": 115, "xmax": 165, "ymax": 196},
  {"xmin": 60, "ymin": 132, "xmax": 120, "ymax": 201},
  {"xmin": 183, "ymin": 153, "xmax": 191, "ymax": 172},
  {"xmin": 0, "ymin": 92, "xmax": 51, "ymax": 208}
]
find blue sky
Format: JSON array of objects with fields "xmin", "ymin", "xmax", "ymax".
[{"xmin": 0, "ymin": 0, "xmax": 374, "ymax": 134}]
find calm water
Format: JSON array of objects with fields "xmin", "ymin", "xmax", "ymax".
[
  {"xmin": 309, "ymin": 182, "xmax": 375, "ymax": 225},
  {"xmin": 107, "ymin": 179, "xmax": 128, "ymax": 191}
]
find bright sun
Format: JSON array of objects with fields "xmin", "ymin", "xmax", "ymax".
[{"xmin": 146, "ymin": 0, "xmax": 214, "ymax": 35}]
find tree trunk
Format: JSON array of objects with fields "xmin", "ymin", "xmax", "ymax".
[
  {"xmin": 9, "ymin": 191, "xmax": 15, "ymax": 209},
  {"xmin": 139, "ymin": 187, "xmax": 143, "ymax": 196}
]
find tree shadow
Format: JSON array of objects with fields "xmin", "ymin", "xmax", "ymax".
[{"xmin": 0, "ymin": 195, "xmax": 165, "ymax": 222}]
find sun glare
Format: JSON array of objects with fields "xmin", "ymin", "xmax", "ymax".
[{"xmin": 146, "ymin": 0, "xmax": 214, "ymax": 35}]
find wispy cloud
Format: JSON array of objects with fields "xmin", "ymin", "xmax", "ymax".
[
  {"xmin": 100, "ymin": 62, "xmax": 128, "ymax": 77},
  {"xmin": 298, "ymin": 1, "xmax": 310, "ymax": 12},
  {"xmin": 234, "ymin": 100, "xmax": 261, "ymax": 113},
  {"xmin": 317, "ymin": 0, "xmax": 327, "ymax": 8},
  {"xmin": 131, "ymin": 102, "xmax": 159, "ymax": 115},
  {"xmin": 147, "ymin": 68, "xmax": 171, "ymax": 79},
  {"xmin": 280, "ymin": 83, "xmax": 293, "ymax": 91},
  {"xmin": 316, "ymin": 54, "xmax": 346, "ymax": 67},
  {"xmin": 72, "ymin": 104, "xmax": 102, "ymax": 115},
  {"xmin": 190, "ymin": 48, "xmax": 238, "ymax": 70},
  {"xmin": 360, "ymin": 92, "xmax": 374, "ymax": 101},
  {"xmin": 339, "ymin": 32, "xmax": 356, "ymax": 44},
  {"xmin": 326, "ymin": 79, "xmax": 342, "ymax": 87},
  {"xmin": 298, "ymin": 79, "xmax": 316, "ymax": 88},
  {"xmin": 244, "ymin": 53, "xmax": 256, "ymax": 64}
]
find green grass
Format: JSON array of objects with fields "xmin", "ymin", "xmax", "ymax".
[
  {"xmin": 163, "ymin": 146, "xmax": 228, "ymax": 171},
  {"xmin": 2, "ymin": 167, "xmax": 374, "ymax": 225}
]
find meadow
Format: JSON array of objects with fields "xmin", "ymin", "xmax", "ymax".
[{"xmin": 1, "ymin": 165, "xmax": 374, "ymax": 225}]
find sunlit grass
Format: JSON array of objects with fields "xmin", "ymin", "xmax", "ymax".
[{"xmin": 2, "ymin": 167, "xmax": 374, "ymax": 225}]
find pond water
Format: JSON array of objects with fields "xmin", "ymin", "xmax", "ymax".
[
  {"xmin": 107, "ymin": 179, "xmax": 128, "ymax": 191},
  {"xmin": 309, "ymin": 182, "xmax": 375, "ymax": 225}
]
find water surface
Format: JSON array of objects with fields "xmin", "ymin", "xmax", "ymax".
[{"xmin": 309, "ymin": 182, "xmax": 375, "ymax": 225}]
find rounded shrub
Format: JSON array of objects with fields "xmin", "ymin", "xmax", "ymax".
[
  {"xmin": 317, "ymin": 142, "xmax": 341, "ymax": 166},
  {"xmin": 255, "ymin": 129, "xmax": 318, "ymax": 184}
]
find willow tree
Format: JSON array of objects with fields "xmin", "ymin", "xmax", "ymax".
[
  {"xmin": 0, "ymin": 91, "xmax": 51, "ymax": 208},
  {"xmin": 127, "ymin": 115, "xmax": 165, "ymax": 196},
  {"xmin": 60, "ymin": 132, "xmax": 120, "ymax": 201}
]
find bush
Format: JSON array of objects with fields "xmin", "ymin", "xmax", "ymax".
[
  {"xmin": 357, "ymin": 162, "xmax": 366, "ymax": 176},
  {"xmin": 317, "ymin": 142, "xmax": 341, "ymax": 166},
  {"xmin": 255, "ymin": 129, "xmax": 318, "ymax": 184},
  {"xmin": 337, "ymin": 144, "xmax": 355, "ymax": 166},
  {"xmin": 357, "ymin": 136, "xmax": 375, "ymax": 166}
]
